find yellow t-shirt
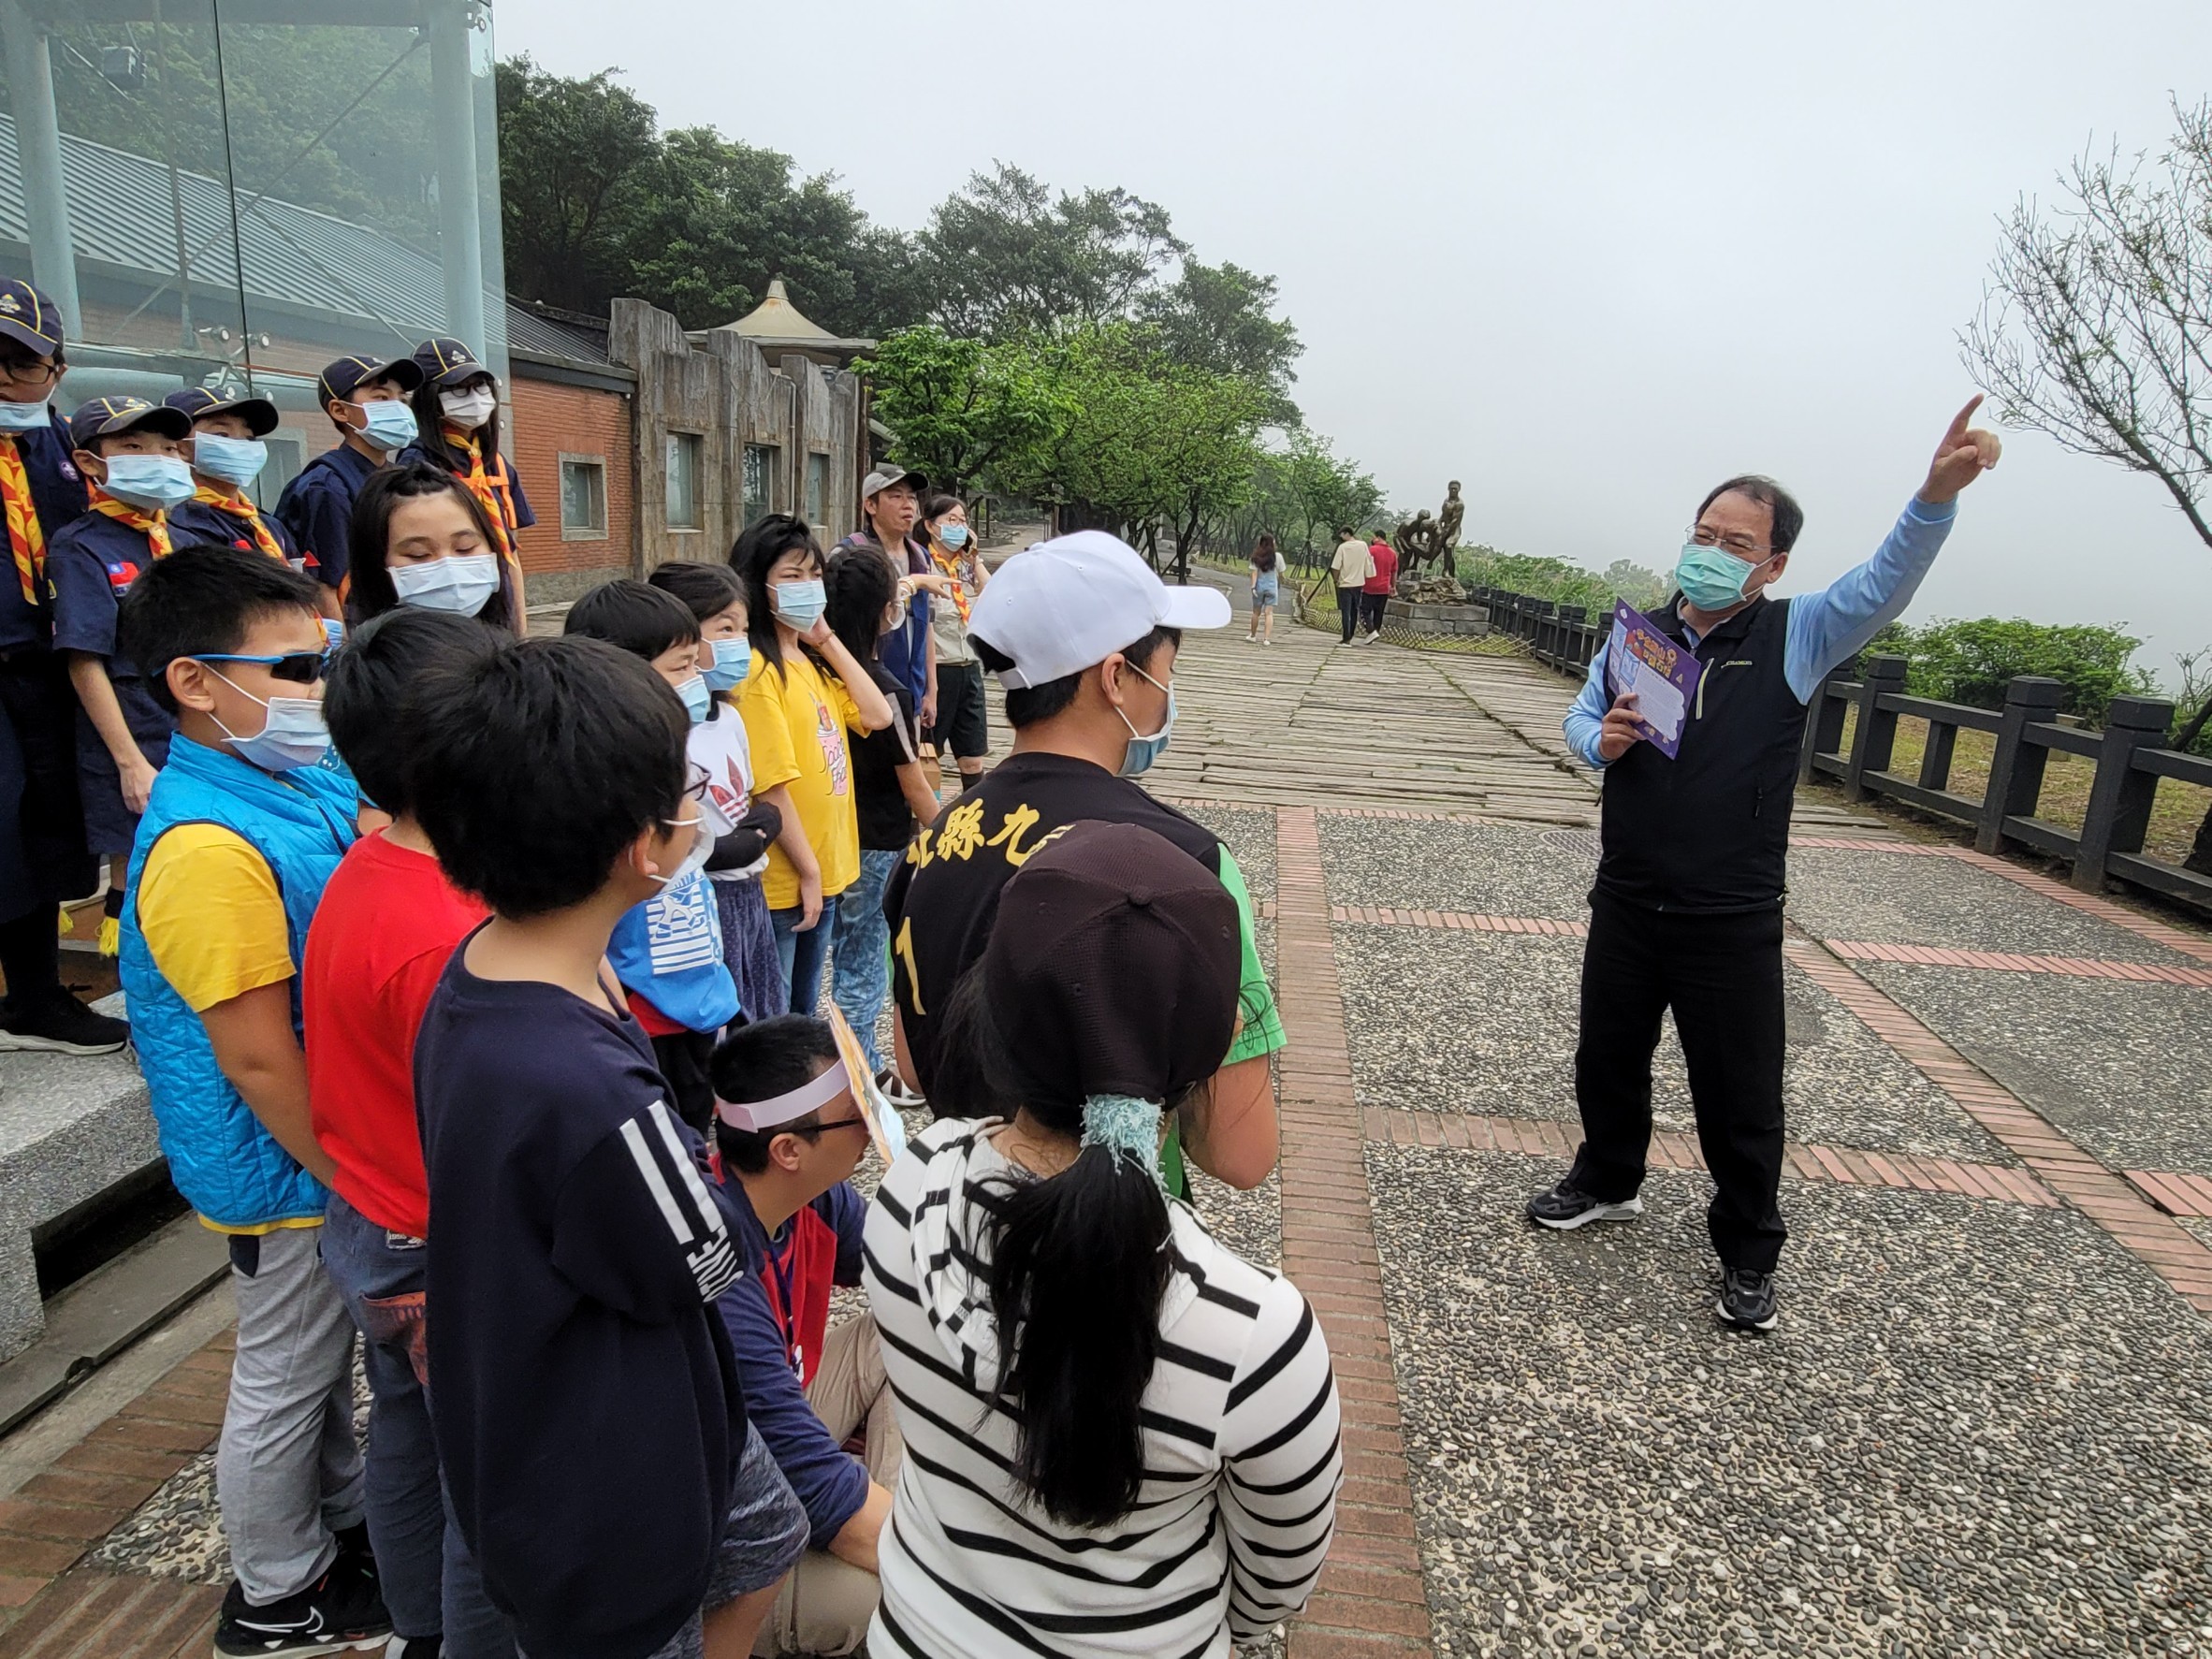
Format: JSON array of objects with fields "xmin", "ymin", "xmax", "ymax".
[
  {"xmin": 737, "ymin": 649, "xmax": 864, "ymax": 910},
  {"xmin": 137, "ymin": 823, "xmax": 319, "ymax": 1236}
]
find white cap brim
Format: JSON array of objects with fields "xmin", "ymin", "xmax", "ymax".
[{"xmin": 1160, "ymin": 585, "xmax": 1232, "ymax": 631}]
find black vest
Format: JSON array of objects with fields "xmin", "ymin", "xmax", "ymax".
[{"xmin": 1595, "ymin": 594, "xmax": 1803, "ymax": 912}]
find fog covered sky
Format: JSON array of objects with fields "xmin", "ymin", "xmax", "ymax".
[{"xmin": 505, "ymin": 0, "xmax": 2212, "ymax": 680}]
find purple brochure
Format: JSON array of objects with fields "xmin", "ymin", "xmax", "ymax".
[{"xmin": 1604, "ymin": 602, "xmax": 1702, "ymax": 759}]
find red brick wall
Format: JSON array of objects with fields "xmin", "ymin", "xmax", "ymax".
[{"xmin": 509, "ymin": 376, "xmax": 634, "ymax": 586}]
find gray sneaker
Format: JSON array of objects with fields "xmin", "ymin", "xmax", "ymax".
[
  {"xmin": 1525, "ymin": 1180, "xmax": 1644, "ymax": 1230},
  {"xmin": 1717, "ymin": 1268, "xmax": 1779, "ymax": 1331}
]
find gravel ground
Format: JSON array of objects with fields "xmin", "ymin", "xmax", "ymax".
[
  {"xmin": 1188, "ymin": 1169, "xmax": 1282, "ymax": 1270},
  {"xmin": 1335, "ymin": 923, "xmax": 2013, "ymax": 1161},
  {"xmin": 1319, "ymin": 815, "xmax": 1596, "ymax": 922},
  {"xmin": 1857, "ymin": 963, "xmax": 2212, "ymax": 1175},
  {"xmin": 2182, "ymin": 1217, "xmax": 2212, "ymax": 1253},
  {"xmin": 1368, "ymin": 1143, "xmax": 2212, "ymax": 1659},
  {"xmin": 1783, "ymin": 849, "xmax": 2205, "ymax": 965},
  {"xmin": 1177, "ymin": 803, "xmax": 1279, "ymax": 904}
]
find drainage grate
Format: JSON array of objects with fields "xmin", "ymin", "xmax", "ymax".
[{"xmin": 1541, "ymin": 828, "xmax": 1603, "ymax": 860}]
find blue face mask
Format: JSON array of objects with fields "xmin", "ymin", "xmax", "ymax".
[
  {"xmin": 772, "ymin": 578, "xmax": 827, "ymax": 632},
  {"xmin": 191, "ymin": 433, "xmax": 268, "ymax": 488},
  {"xmin": 203, "ymin": 668, "xmax": 332, "ymax": 772},
  {"xmin": 937, "ymin": 522, "xmax": 969, "ymax": 549},
  {"xmin": 99, "ymin": 453, "xmax": 196, "ymax": 512},
  {"xmin": 702, "ymin": 636, "xmax": 752, "ymax": 692},
  {"xmin": 676, "ymin": 674, "xmax": 712, "ymax": 725},
  {"xmin": 357, "ymin": 400, "xmax": 418, "ymax": 453},
  {"xmin": 1116, "ymin": 663, "xmax": 1176, "ymax": 778},
  {"xmin": 0, "ymin": 399, "xmax": 51, "ymax": 433},
  {"xmin": 1674, "ymin": 543, "xmax": 1768, "ymax": 613}
]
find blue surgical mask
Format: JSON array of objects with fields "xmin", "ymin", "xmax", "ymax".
[
  {"xmin": 357, "ymin": 400, "xmax": 418, "ymax": 453},
  {"xmin": 191, "ymin": 433, "xmax": 268, "ymax": 488},
  {"xmin": 0, "ymin": 399, "xmax": 50, "ymax": 433},
  {"xmin": 204, "ymin": 668, "xmax": 331, "ymax": 772},
  {"xmin": 772, "ymin": 577, "xmax": 827, "ymax": 632},
  {"xmin": 390, "ymin": 552, "xmax": 501, "ymax": 617},
  {"xmin": 1116, "ymin": 663, "xmax": 1176, "ymax": 778},
  {"xmin": 702, "ymin": 636, "xmax": 752, "ymax": 692},
  {"xmin": 1674, "ymin": 543, "xmax": 1767, "ymax": 613},
  {"xmin": 99, "ymin": 453, "xmax": 196, "ymax": 512},
  {"xmin": 937, "ymin": 522, "xmax": 969, "ymax": 549},
  {"xmin": 676, "ymin": 674, "xmax": 711, "ymax": 724}
]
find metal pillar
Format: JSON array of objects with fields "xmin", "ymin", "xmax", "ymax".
[
  {"xmin": 0, "ymin": 0, "xmax": 79, "ymax": 335},
  {"xmin": 428, "ymin": 0, "xmax": 486, "ymax": 356}
]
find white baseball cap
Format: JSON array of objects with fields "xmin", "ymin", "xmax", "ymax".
[{"xmin": 968, "ymin": 531, "xmax": 1231, "ymax": 689}]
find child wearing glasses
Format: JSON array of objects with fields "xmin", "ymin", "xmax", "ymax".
[
  {"xmin": 565, "ymin": 579, "xmax": 745, "ymax": 1132},
  {"xmin": 113, "ymin": 546, "xmax": 391, "ymax": 1654}
]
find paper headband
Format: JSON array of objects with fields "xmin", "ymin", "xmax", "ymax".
[{"xmin": 714, "ymin": 1057, "xmax": 853, "ymax": 1132}]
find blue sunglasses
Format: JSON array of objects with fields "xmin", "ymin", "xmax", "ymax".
[{"xmin": 192, "ymin": 648, "xmax": 331, "ymax": 686}]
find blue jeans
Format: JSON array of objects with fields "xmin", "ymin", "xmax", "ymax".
[
  {"xmin": 770, "ymin": 894, "xmax": 840, "ymax": 1017},
  {"xmin": 830, "ymin": 850, "xmax": 899, "ymax": 1071},
  {"xmin": 320, "ymin": 1193, "xmax": 516, "ymax": 1657}
]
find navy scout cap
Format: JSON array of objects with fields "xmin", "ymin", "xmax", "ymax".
[
  {"xmin": 411, "ymin": 336, "xmax": 494, "ymax": 389},
  {"xmin": 317, "ymin": 354, "xmax": 425, "ymax": 408},
  {"xmin": 66, "ymin": 397, "xmax": 192, "ymax": 449},
  {"xmin": 0, "ymin": 280, "xmax": 65, "ymax": 358},
  {"xmin": 164, "ymin": 386, "xmax": 280, "ymax": 436}
]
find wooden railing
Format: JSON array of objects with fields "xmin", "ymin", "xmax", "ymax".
[
  {"xmin": 1465, "ymin": 588, "xmax": 1606, "ymax": 674},
  {"xmin": 1801, "ymin": 655, "xmax": 2212, "ymax": 908}
]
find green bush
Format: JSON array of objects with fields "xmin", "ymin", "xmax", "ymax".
[
  {"xmin": 1457, "ymin": 546, "xmax": 1616, "ymax": 614},
  {"xmin": 1868, "ymin": 617, "xmax": 2155, "ymax": 725}
]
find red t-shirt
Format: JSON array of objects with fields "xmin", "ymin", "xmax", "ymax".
[
  {"xmin": 304, "ymin": 830, "xmax": 488, "ymax": 1237},
  {"xmin": 1364, "ymin": 541, "xmax": 1398, "ymax": 594}
]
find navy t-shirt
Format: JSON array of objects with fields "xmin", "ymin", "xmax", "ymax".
[
  {"xmin": 46, "ymin": 512, "xmax": 171, "ymax": 719},
  {"xmin": 275, "ymin": 443, "xmax": 376, "ymax": 594},
  {"xmin": 415, "ymin": 939, "xmax": 749, "ymax": 1659},
  {"xmin": 170, "ymin": 497, "xmax": 300, "ymax": 568},
  {"xmin": 0, "ymin": 412, "xmax": 88, "ymax": 651}
]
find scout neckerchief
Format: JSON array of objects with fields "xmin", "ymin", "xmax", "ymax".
[
  {"xmin": 928, "ymin": 537, "xmax": 972, "ymax": 626},
  {"xmin": 193, "ymin": 484, "xmax": 287, "ymax": 562},
  {"xmin": 0, "ymin": 436, "xmax": 47, "ymax": 604},
  {"xmin": 443, "ymin": 426, "xmax": 517, "ymax": 561},
  {"xmin": 88, "ymin": 488, "xmax": 172, "ymax": 558}
]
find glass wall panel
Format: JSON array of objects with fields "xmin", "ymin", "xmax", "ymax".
[{"xmin": 0, "ymin": 0, "xmax": 509, "ymax": 512}]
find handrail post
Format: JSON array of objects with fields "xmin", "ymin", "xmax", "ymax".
[
  {"xmin": 1977, "ymin": 676, "xmax": 2066, "ymax": 854},
  {"xmin": 1799, "ymin": 657, "xmax": 1855, "ymax": 784},
  {"xmin": 1843, "ymin": 655, "xmax": 1906, "ymax": 801},
  {"xmin": 2074, "ymin": 694, "xmax": 2174, "ymax": 892}
]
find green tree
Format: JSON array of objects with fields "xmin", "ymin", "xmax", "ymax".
[
  {"xmin": 495, "ymin": 57, "xmax": 658, "ymax": 313},
  {"xmin": 854, "ymin": 326, "xmax": 1066, "ymax": 496},
  {"xmin": 1868, "ymin": 618, "xmax": 2155, "ymax": 724},
  {"xmin": 1281, "ymin": 431, "xmax": 1383, "ymax": 559},
  {"xmin": 919, "ymin": 163, "xmax": 1186, "ymax": 340},
  {"xmin": 1135, "ymin": 259, "xmax": 1302, "ymax": 421}
]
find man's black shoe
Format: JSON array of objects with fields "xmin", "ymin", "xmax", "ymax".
[
  {"xmin": 1525, "ymin": 1180, "xmax": 1643, "ymax": 1230},
  {"xmin": 1717, "ymin": 1268, "xmax": 1779, "ymax": 1332},
  {"xmin": 0, "ymin": 992, "xmax": 128, "ymax": 1055},
  {"xmin": 211, "ymin": 1562, "xmax": 391, "ymax": 1657}
]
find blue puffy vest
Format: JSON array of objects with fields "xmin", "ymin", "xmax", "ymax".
[{"xmin": 120, "ymin": 733, "xmax": 358, "ymax": 1228}]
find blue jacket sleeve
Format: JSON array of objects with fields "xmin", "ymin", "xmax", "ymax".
[
  {"xmin": 1783, "ymin": 497, "xmax": 1957, "ymax": 701},
  {"xmin": 715, "ymin": 1271, "xmax": 870, "ymax": 1549},
  {"xmin": 1563, "ymin": 643, "xmax": 1614, "ymax": 769},
  {"xmin": 824, "ymin": 1183, "xmax": 866, "ymax": 1288}
]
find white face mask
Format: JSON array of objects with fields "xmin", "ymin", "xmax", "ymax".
[
  {"xmin": 648, "ymin": 812, "xmax": 712, "ymax": 886},
  {"xmin": 439, "ymin": 387, "xmax": 497, "ymax": 430},
  {"xmin": 389, "ymin": 552, "xmax": 501, "ymax": 616}
]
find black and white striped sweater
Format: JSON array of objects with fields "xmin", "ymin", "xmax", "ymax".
[{"xmin": 863, "ymin": 1118, "xmax": 1342, "ymax": 1658}]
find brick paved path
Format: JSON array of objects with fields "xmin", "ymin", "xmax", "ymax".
[{"xmin": 6, "ymin": 579, "xmax": 2211, "ymax": 1657}]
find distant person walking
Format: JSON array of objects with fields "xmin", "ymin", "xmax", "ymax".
[
  {"xmin": 1361, "ymin": 531, "xmax": 1397, "ymax": 644},
  {"xmin": 1526, "ymin": 397, "xmax": 2001, "ymax": 1332},
  {"xmin": 1329, "ymin": 527, "xmax": 1372, "ymax": 645},
  {"xmin": 920, "ymin": 493, "xmax": 990, "ymax": 793},
  {"xmin": 1246, "ymin": 534, "xmax": 1280, "ymax": 645}
]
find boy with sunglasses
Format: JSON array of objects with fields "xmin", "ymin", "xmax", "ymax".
[
  {"xmin": 115, "ymin": 546, "xmax": 389, "ymax": 1657},
  {"xmin": 709, "ymin": 1015, "xmax": 898, "ymax": 1658}
]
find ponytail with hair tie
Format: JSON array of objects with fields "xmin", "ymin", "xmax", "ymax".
[{"xmin": 1081, "ymin": 1095, "xmax": 1166, "ymax": 1191}]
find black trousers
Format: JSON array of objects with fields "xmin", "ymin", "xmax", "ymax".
[
  {"xmin": 0, "ymin": 648, "xmax": 95, "ymax": 924},
  {"xmin": 1361, "ymin": 591, "xmax": 1389, "ymax": 633},
  {"xmin": 1566, "ymin": 889, "xmax": 1788, "ymax": 1273},
  {"xmin": 650, "ymin": 1028, "xmax": 720, "ymax": 1137},
  {"xmin": 1337, "ymin": 587, "xmax": 1362, "ymax": 642}
]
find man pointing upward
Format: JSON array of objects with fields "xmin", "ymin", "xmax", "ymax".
[{"xmin": 1528, "ymin": 397, "xmax": 2001, "ymax": 1332}]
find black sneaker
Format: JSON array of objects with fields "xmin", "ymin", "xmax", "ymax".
[
  {"xmin": 0, "ymin": 991, "xmax": 129, "ymax": 1055},
  {"xmin": 1525, "ymin": 1180, "xmax": 1643, "ymax": 1230},
  {"xmin": 212, "ymin": 1562, "xmax": 391, "ymax": 1657},
  {"xmin": 877, "ymin": 1068, "xmax": 926, "ymax": 1112},
  {"xmin": 1717, "ymin": 1268, "xmax": 1779, "ymax": 1332}
]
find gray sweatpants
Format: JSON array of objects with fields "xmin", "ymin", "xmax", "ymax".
[{"xmin": 218, "ymin": 1225, "xmax": 366, "ymax": 1605}]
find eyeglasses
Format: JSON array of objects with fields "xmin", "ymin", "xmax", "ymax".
[
  {"xmin": 0, "ymin": 358, "xmax": 59, "ymax": 389},
  {"xmin": 682, "ymin": 762, "xmax": 710, "ymax": 803},
  {"xmin": 1686, "ymin": 526, "xmax": 1775, "ymax": 560},
  {"xmin": 794, "ymin": 1116, "xmax": 871, "ymax": 1137},
  {"xmin": 192, "ymin": 649, "xmax": 331, "ymax": 685}
]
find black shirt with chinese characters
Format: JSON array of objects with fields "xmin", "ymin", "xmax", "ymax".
[{"xmin": 882, "ymin": 749, "xmax": 1227, "ymax": 1098}]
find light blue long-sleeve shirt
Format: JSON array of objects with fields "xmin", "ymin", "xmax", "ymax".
[{"xmin": 1563, "ymin": 495, "xmax": 1958, "ymax": 769}]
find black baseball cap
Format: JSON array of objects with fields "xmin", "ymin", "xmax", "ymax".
[
  {"xmin": 66, "ymin": 397, "xmax": 191, "ymax": 450},
  {"xmin": 164, "ymin": 386, "xmax": 280, "ymax": 436},
  {"xmin": 317, "ymin": 353, "xmax": 425, "ymax": 408},
  {"xmin": 0, "ymin": 279, "xmax": 65, "ymax": 358},
  {"xmin": 982, "ymin": 820, "xmax": 1242, "ymax": 1111},
  {"xmin": 412, "ymin": 336, "xmax": 495, "ymax": 389}
]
